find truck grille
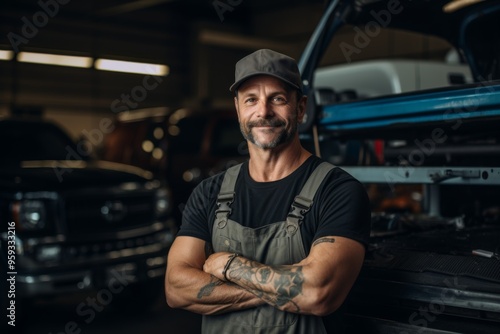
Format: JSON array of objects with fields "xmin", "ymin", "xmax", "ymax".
[
  {"xmin": 62, "ymin": 232, "xmax": 167, "ymax": 261},
  {"xmin": 65, "ymin": 192, "xmax": 155, "ymax": 234}
]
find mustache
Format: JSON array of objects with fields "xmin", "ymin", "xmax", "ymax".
[{"xmin": 247, "ymin": 118, "xmax": 286, "ymax": 128}]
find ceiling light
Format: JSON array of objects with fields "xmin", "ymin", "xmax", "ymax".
[
  {"xmin": 17, "ymin": 52, "xmax": 93, "ymax": 68},
  {"xmin": 0, "ymin": 50, "xmax": 14, "ymax": 61},
  {"xmin": 443, "ymin": 0, "xmax": 484, "ymax": 13},
  {"xmin": 95, "ymin": 59, "xmax": 169, "ymax": 76}
]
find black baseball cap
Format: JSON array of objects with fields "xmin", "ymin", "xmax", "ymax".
[{"xmin": 229, "ymin": 49, "xmax": 302, "ymax": 93}]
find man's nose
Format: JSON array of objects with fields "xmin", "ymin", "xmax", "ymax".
[{"xmin": 257, "ymin": 100, "xmax": 275, "ymax": 118}]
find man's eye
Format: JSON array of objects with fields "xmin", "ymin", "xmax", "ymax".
[
  {"xmin": 272, "ymin": 97, "xmax": 286, "ymax": 104},
  {"xmin": 245, "ymin": 98, "xmax": 256, "ymax": 103}
]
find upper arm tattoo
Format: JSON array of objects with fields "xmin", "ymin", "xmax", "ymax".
[{"xmin": 312, "ymin": 237, "xmax": 336, "ymax": 247}]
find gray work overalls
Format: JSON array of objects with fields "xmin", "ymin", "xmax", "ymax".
[{"xmin": 202, "ymin": 162, "xmax": 335, "ymax": 334}]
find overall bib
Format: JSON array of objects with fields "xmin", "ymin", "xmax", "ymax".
[{"xmin": 202, "ymin": 162, "xmax": 335, "ymax": 334}]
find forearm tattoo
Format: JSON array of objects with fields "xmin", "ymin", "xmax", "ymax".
[
  {"xmin": 197, "ymin": 275, "xmax": 224, "ymax": 299},
  {"xmin": 312, "ymin": 237, "xmax": 336, "ymax": 247},
  {"xmin": 227, "ymin": 257, "xmax": 304, "ymax": 312}
]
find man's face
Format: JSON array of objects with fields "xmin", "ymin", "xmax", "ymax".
[{"xmin": 234, "ymin": 75, "xmax": 305, "ymax": 150}]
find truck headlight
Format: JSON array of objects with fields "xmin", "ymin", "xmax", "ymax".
[
  {"xmin": 15, "ymin": 200, "xmax": 47, "ymax": 230},
  {"xmin": 36, "ymin": 244, "xmax": 61, "ymax": 262}
]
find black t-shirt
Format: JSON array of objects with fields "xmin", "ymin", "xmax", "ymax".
[{"xmin": 178, "ymin": 156, "xmax": 371, "ymax": 252}]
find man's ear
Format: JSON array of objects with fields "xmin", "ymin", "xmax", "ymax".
[{"xmin": 297, "ymin": 94, "xmax": 307, "ymax": 124}]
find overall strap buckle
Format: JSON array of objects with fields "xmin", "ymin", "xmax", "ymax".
[
  {"xmin": 285, "ymin": 162, "xmax": 336, "ymax": 235},
  {"xmin": 286, "ymin": 196, "xmax": 313, "ymax": 235},
  {"xmin": 288, "ymin": 196, "xmax": 313, "ymax": 222},
  {"xmin": 215, "ymin": 192, "xmax": 235, "ymax": 229},
  {"xmin": 216, "ymin": 192, "xmax": 235, "ymax": 216},
  {"xmin": 214, "ymin": 163, "xmax": 243, "ymax": 229}
]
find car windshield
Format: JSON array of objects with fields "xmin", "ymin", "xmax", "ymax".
[{"xmin": 0, "ymin": 121, "xmax": 82, "ymax": 162}]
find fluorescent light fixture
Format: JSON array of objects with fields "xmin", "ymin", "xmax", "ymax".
[
  {"xmin": 0, "ymin": 50, "xmax": 14, "ymax": 61},
  {"xmin": 18, "ymin": 52, "xmax": 93, "ymax": 68},
  {"xmin": 443, "ymin": 0, "xmax": 483, "ymax": 13},
  {"xmin": 95, "ymin": 58, "xmax": 169, "ymax": 76}
]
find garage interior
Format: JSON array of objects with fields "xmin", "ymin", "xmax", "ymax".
[
  {"xmin": 4, "ymin": 1, "xmax": 496, "ymax": 334},
  {"xmin": 0, "ymin": 0, "xmax": 452, "ymax": 139}
]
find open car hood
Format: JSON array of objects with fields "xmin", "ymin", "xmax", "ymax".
[{"xmin": 299, "ymin": 0, "xmax": 500, "ymax": 91}]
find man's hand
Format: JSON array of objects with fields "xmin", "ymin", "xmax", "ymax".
[{"xmin": 203, "ymin": 252, "xmax": 234, "ymax": 281}]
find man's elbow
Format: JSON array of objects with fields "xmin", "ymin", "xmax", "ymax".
[
  {"xmin": 165, "ymin": 291, "xmax": 181, "ymax": 309},
  {"xmin": 164, "ymin": 276, "xmax": 184, "ymax": 309},
  {"xmin": 307, "ymin": 289, "xmax": 345, "ymax": 317},
  {"xmin": 310, "ymin": 299, "xmax": 343, "ymax": 317}
]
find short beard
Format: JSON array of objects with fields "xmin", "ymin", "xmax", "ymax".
[{"xmin": 240, "ymin": 113, "xmax": 298, "ymax": 150}]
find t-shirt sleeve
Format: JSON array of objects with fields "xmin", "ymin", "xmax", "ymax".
[
  {"xmin": 176, "ymin": 176, "xmax": 220, "ymax": 242},
  {"xmin": 314, "ymin": 170, "xmax": 371, "ymax": 247}
]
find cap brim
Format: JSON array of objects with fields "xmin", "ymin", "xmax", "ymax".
[{"xmin": 229, "ymin": 72, "xmax": 301, "ymax": 92}]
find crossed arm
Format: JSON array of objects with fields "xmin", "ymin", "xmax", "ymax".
[{"xmin": 165, "ymin": 235, "xmax": 365, "ymax": 316}]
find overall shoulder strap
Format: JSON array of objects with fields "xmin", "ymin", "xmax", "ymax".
[
  {"xmin": 215, "ymin": 163, "xmax": 242, "ymax": 228},
  {"xmin": 286, "ymin": 162, "xmax": 336, "ymax": 234}
]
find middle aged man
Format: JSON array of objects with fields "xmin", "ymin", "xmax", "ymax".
[{"xmin": 166, "ymin": 49, "xmax": 371, "ymax": 333}]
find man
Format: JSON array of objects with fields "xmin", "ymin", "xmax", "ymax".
[{"xmin": 166, "ymin": 49, "xmax": 370, "ymax": 333}]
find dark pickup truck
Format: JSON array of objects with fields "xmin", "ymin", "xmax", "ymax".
[
  {"xmin": 0, "ymin": 118, "xmax": 175, "ymax": 326},
  {"xmin": 299, "ymin": 0, "xmax": 500, "ymax": 333}
]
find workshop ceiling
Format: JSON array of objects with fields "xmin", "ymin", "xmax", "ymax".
[
  {"xmin": 0, "ymin": 0, "xmax": 451, "ymax": 116},
  {"xmin": 1, "ymin": 0, "xmax": 327, "ymax": 114}
]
